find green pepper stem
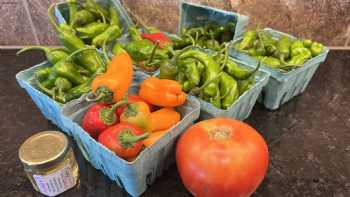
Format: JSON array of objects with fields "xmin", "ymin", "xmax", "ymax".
[
  {"xmin": 16, "ymin": 46, "xmax": 50, "ymax": 56},
  {"xmin": 85, "ymin": 92, "xmax": 106, "ymax": 102},
  {"xmin": 66, "ymin": 47, "xmax": 97, "ymax": 61},
  {"xmin": 35, "ymin": 76, "xmax": 66, "ymax": 103},
  {"xmin": 146, "ymin": 40, "xmax": 160, "ymax": 66},
  {"xmin": 119, "ymin": 130, "xmax": 149, "ymax": 149},
  {"xmin": 99, "ymin": 99, "xmax": 129, "ymax": 125}
]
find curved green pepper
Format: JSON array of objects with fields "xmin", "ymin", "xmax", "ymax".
[
  {"xmin": 179, "ymin": 49, "xmax": 221, "ymax": 97},
  {"xmin": 238, "ymin": 75, "xmax": 255, "ymax": 95},
  {"xmin": 291, "ymin": 47, "xmax": 312, "ymax": 57},
  {"xmin": 287, "ymin": 50, "xmax": 312, "ymax": 66},
  {"xmin": 17, "ymin": 46, "xmax": 69, "ymax": 65},
  {"xmin": 128, "ymin": 26, "xmax": 142, "ymax": 41},
  {"xmin": 124, "ymin": 39, "xmax": 169, "ymax": 62},
  {"xmin": 76, "ymin": 22, "xmax": 109, "ymax": 40},
  {"xmin": 109, "ymin": 6, "xmax": 120, "ymax": 26},
  {"xmin": 256, "ymin": 56, "xmax": 281, "ymax": 69},
  {"xmin": 71, "ymin": 9, "xmax": 96, "ymax": 28},
  {"xmin": 92, "ymin": 25, "xmax": 121, "ymax": 48},
  {"xmin": 41, "ymin": 71, "xmax": 58, "ymax": 89},
  {"xmin": 220, "ymin": 72, "xmax": 238, "ymax": 109},
  {"xmin": 52, "ymin": 60, "xmax": 88, "ymax": 85},
  {"xmin": 184, "ymin": 60, "xmax": 200, "ymax": 87},
  {"xmin": 159, "ymin": 61, "xmax": 178, "ymax": 79},
  {"xmin": 291, "ymin": 40, "xmax": 304, "ymax": 51},
  {"xmin": 35, "ymin": 67, "xmax": 52, "ymax": 82},
  {"xmin": 66, "ymin": 0, "xmax": 78, "ymax": 26},
  {"xmin": 224, "ymin": 59, "xmax": 260, "ymax": 80},
  {"xmin": 237, "ymin": 30, "xmax": 257, "ymax": 50},
  {"xmin": 275, "ymin": 35, "xmax": 292, "ymax": 61},
  {"xmin": 83, "ymin": 0, "xmax": 109, "ymax": 21}
]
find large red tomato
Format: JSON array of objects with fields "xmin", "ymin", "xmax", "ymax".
[{"xmin": 176, "ymin": 118, "xmax": 269, "ymax": 197}]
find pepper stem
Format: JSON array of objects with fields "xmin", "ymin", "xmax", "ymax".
[
  {"xmin": 119, "ymin": 130, "xmax": 149, "ymax": 149},
  {"xmin": 35, "ymin": 76, "xmax": 66, "ymax": 103},
  {"xmin": 190, "ymin": 71, "xmax": 223, "ymax": 96},
  {"xmin": 146, "ymin": 40, "xmax": 160, "ymax": 66},
  {"xmin": 16, "ymin": 46, "xmax": 50, "ymax": 56},
  {"xmin": 67, "ymin": 47, "xmax": 97, "ymax": 61},
  {"xmin": 48, "ymin": 3, "xmax": 61, "ymax": 32},
  {"xmin": 99, "ymin": 99, "xmax": 129, "ymax": 125},
  {"xmin": 85, "ymin": 92, "xmax": 106, "ymax": 102}
]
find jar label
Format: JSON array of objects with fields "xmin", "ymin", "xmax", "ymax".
[{"xmin": 33, "ymin": 166, "xmax": 75, "ymax": 196}]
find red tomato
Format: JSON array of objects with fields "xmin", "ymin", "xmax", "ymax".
[
  {"xmin": 98, "ymin": 123, "xmax": 148, "ymax": 160},
  {"xmin": 116, "ymin": 95, "xmax": 155, "ymax": 117},
  {"xmin": 176, "ymin": 118, "xmax": 269, "ymax": 197}
]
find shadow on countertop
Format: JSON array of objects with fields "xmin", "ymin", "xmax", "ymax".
[{"xmin": 0, "ymin": 49, "xmax": 349, "ymax": 197}]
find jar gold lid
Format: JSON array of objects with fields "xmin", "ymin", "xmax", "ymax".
[{"xmin": 19, "ymin": 131, "xmax": 69, "ymax": 168}]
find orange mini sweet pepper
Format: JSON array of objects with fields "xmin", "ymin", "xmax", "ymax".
[
  {"xmin": 139, "ymin": 77, "xmax": 186, "ymax": 107},
  {"xmin": 89, "ymin": 52, "xmax": 133, "ymax": 103}
]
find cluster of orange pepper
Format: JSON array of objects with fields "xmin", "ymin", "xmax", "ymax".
[{"xmin": 82, "ymin": 52, "xmax": 186, "ymax": 160}]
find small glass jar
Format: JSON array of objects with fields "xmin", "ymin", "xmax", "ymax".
[{"xmin": 19, "ymin": 131, "xmax": 79, "ymax": 196}]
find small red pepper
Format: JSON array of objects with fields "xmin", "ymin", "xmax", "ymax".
[
  {"xmin": 82, "ymin": 100, "xmax": 127, "ymax": 138},
  {"xmin": 141, "ymin": 32, "xmax": 171, "ymax": 48},
  {"xmin": 98, "ymin": 123, "xmax": 149, "ymax": 160}
]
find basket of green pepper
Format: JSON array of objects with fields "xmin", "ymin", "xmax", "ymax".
[
  {"xmin": 230, "ymin": 27, "xmax": 329, "ymax": 110},
  {"xmin": 178, "ymin": 1, "xmax": 249, "ymax": 44},
  {"xmin": 15, "ymin": 2, "xmax": 113, "ymax": 132},
  {"xmin": 54, "ymin": 0, "xmax": 133, "ymax": 46},
  {"xmin": 159, "ymin": 46, "xmax": 270, "ymax": 120}
]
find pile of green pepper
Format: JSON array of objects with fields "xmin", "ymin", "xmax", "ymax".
[
  {"xmin": 233, "ymin": 28, "xmax": 325, "ymax": 72},
  {"xmin": 16, "ymin": 0, "xmax": 125, "ymax": 103},
  {"xmin": 171, "ymin": 22, "xmax": 236, "ymax": 51},
  {"xmin": 121, "ymin": 26, "xmax": 172, "ymax": 73},
  {"xmin": 159, "ymin": 46, "xmax": 259, "ymax": 110}
]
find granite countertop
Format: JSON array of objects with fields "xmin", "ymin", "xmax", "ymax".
[{"xmin": 0, "ymin": 49, "xmax": 349, "ymax": 197}]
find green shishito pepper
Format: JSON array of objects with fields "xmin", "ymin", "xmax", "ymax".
[
  {"xmin": 66, "ymin": 0, "xmax": 78, "ymax": 26},
  {"xmin": 52, "ymin": 59, "xmax": 89, "ymax": 85},
  {"xmin": 109, "ymin": 6, "xmax": 120, "ymax": 26},
  {"xmin": 303, "ymin": 39, "xmax": 313, "ymax": 48},
  {"xmin": 287, "ymin": 49, "xmax": 312, "ymax": 66},
  {"xmin": 35, "ymin": 67, "xmax": 52, "ymax": 82},
  {"xmin": 275, "ymin": 35, "xmax": 292, "ymax": 61},
  {"xmin": 159, "ymin": 61, "xmax": 178, "ymax": 80},
  {"xmin": 291, "ymin": 40, "xmax": 307, "ymax": 56},
  {"xmin": 41, "ymin": 71, "xmax": 58, "ymax": 89},
  {"xmin": 83, "ymin": 0, "xmax": 109, "ymax": 21},
  {"xmin": 224, "ymin": 58, "xmax": 260, "ymax": 80},
  {"xmin": 310, "ymin": 42, "xmax": 324, "ymax": 57},
  {"xmin": 124, "ymin": 39, "xmax": 169, "ymax": 62},
  {"xmin": 220, "ymin": 72, "xmax": 239, "ymax": 109},
  {"xmin": 260, "ymin": 31, "xmax": 277, "ymax": 54},
  {"xmin": 76, "ymin": 22, "xmax": 109, "ymax": 40},
  {"xmin": 71, "ymin": 9, "xmax": 96, "ymax": 28},
  {"xmin": 179, "ymin": 49, "xmax": 221, "ymax": 97},
  {"xmin": 237, "ymin": 30, "xmax": 257, "ymax": 50},
  {"xmin": 128, "ymin": 26, "xmax": 142, "ymax": 41},
  {"xmin": 239, "ymin": 75, "xmax": 255, "ymax": 95},
  {"xmin": 17, "ymin": 46, "xmax": 69, "ymax": 65},
  {"xmin": 255, "ymin": 56, "xmax": 282, "ymax": 69},
  {"xmin": 92, "ymin": 25, "xmax": 121, "ymax": 48}
]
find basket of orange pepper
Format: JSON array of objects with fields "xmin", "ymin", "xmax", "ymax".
[{"xmin": 61, "ymin": 52, "xmax": 200, "ymax": 197}]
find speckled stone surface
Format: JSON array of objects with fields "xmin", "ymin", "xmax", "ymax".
[
  {"xmin": 27, "ymin": 0, "xmax": 59, "ymax": 45},
  {"xmin": 0, "ymin": 49, "xmax": 349, "ymax": 197},
  {"xmin": 0, "ymin": 0, "xmax": 37, "ymax": 45}
]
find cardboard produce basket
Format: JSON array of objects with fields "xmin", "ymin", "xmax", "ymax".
[
  {"xmin": 61, "ymin": 72, "xmax": 201, "ymax": 196},
  {"xmin": 230, "ymin": 28, "xmax": 329, "ymax": 110}
]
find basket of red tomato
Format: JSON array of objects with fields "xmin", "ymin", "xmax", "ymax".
[{"xmin": 61, "ymin": 53, "xmax": 200, "ymax": 196}]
